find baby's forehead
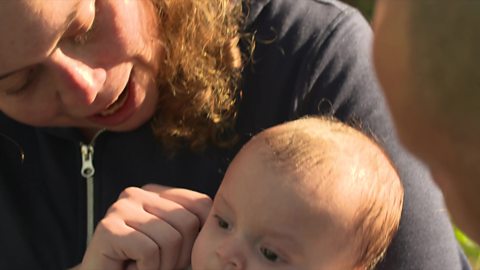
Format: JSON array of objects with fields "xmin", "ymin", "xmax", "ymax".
[
  {"xmin": 251, "ymin": 125, "xmax": 384, "ymax": 175},
  {"xmin": 245, "ymin": 124, "xmax": 393, "ymax": 203}
]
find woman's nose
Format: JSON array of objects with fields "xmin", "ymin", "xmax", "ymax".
[
  {"xmin": 215, "ymin": 238, "xmax": 246, "ymax": 269},
  {"xmin": 47, "ymin": 48, "xmax": 106, "ymax": 111}
]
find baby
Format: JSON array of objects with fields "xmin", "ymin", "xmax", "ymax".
[{"xmin": 191, "ymin": 117, "xmax": 404, "ymax": 270}]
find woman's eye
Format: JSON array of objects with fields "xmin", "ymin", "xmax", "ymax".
[
  {"xmin": 0, "ymin": 67, "xmax": 36, "ymax": 95},
  {"xmin": 68, "ymin": 1, "xmax": 97, "ymax": 45},
  {"xmin": 260, "ymin": 247, "xmax": 279, "ymax": 262},
  {"xmin": 214, "ymin": 214, "xmax": 230, "ymax": 229}
]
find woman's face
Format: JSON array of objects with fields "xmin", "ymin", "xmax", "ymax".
[{"xmin": 0, "ymin": 0, "xmax": 162, "ymax": 133}]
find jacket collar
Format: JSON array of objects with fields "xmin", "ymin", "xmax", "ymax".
[{"xmin": 243, "ymin": 0, "xmax": 271, "ymax": 27}]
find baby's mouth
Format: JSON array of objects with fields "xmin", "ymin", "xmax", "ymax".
[{"xmin": 98, "ymin": 84, "xmax": 129, "ymax": 117}]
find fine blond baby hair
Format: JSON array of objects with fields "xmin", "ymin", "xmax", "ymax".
[{"xmin": 250, "ymin": 117, "xmax": 404, "ymax": 270}]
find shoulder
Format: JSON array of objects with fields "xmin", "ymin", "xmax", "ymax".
[
  {"xmin": 243, "ymin": 0, "xmax": 371, "ymax": 59},
  {"xmin": 245, "ymin": 0, "xmax": 368, "ymax": 35}
]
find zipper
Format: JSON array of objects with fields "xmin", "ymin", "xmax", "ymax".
[{"xmin": 79, "ymin": 129, "xmax": 105, "ymax": 246}]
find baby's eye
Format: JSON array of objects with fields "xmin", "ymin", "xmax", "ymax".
[
  {"xmin": 260, "ymin": 247, "xmax": 279, "ymax": 262},
  {"xmin": 214, "ymin": 214, "xmax": 230, "ymax": 230}
]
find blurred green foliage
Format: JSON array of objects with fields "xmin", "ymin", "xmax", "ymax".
[
  {"xmin": 455, "ymin": 227, "xmax": 480, "ymax": 269},
  {"xmin": 342, "ymin": 0, "xmax": 376, "ymax": 20}
]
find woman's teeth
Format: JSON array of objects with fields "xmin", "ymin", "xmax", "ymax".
[{"xmin": 99, "ymin": 89, "xmax": 128, "ymax": 116}]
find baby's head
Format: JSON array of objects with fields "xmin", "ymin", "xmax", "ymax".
[{"xmin": 192, "ymin": 117, "xmax": 404, "ymax": 270}]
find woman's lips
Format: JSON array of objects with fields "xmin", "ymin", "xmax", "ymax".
[
  {"xmin": 98, "ymin": 86, "xmax": 129, "ymax": 116},
  {"xmin": 87, "ymin": 75, "xmax": 137, "ymax": 127}
]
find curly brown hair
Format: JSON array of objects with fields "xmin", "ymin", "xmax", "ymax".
[{"xmin": 151, "ymin": 0, "xmax": 244, "ymax": 151}]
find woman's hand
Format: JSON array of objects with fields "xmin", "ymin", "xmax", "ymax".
[{"xmin": 78, "ymin": 184, "xmax": 212, "ymax": 270}]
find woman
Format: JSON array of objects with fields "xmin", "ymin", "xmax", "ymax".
[{"xmin": 0, "ymin": 0, "xmax": 469, "ymax": 269}]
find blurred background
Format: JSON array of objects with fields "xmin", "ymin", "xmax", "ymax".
[
  {"xmin": 342, "ymin": 0, "xmax": 480, "ymax": 268},
  {"xmin": 343, "ymin": 0, "xmax": 375, "ymax": 20}
]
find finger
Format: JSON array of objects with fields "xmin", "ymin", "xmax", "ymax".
[
  {"xmin": 142, "ymin": 184, "xmax": 213, "ymax": 224},
  {"xmin": 119, "ymin": 187, "xmax": 200, "ymax": 268},
  {"xmin": 125, "ymin": 217, "xmax": 181, "ymax": 270},
  {"xmin": 109, "ymin": 198, "xmax": 182, "ymax": 270},
  {"xmin": 88, "ymin": 216, "xmax": 161, "ymax": 270},
  {"xmin": 142, "ymin": 193, "xmax": 200, "ymax": 268}
]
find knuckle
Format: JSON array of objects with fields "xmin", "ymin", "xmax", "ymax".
[
  {"xmin": 95, "ymin": 218, "xmax": 110, "ymax": 232},
  {"xmin": 119, "ymin": 186, "xmax": 141, "ymax": 199},
  {"xmin": 107, "ymin": 198, "xmax": 130, "ymax": 214},
  {"xmin": 142, "ymin": 183, "xmax": 159, "ymax": 191},
  {"xmin": 106, "ymin": 203, "xmax": 120, "ymax": 215},
  {"xmin": 95, "ymin": 218, "xmax": 118, "ymax": 236}
]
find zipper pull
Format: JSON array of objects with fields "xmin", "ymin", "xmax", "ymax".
[
  {"xmin": 81, "ymin": 144, "xmax": 95, "ymax": 178},
  {"xmin": 80, "ymin": 143, "xmax": 95, "ymax": 246}
]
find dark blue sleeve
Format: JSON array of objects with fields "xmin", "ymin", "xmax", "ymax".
[{"xmin": 299, "ymin": 8, "xmax": 470, "ymax": 270}]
